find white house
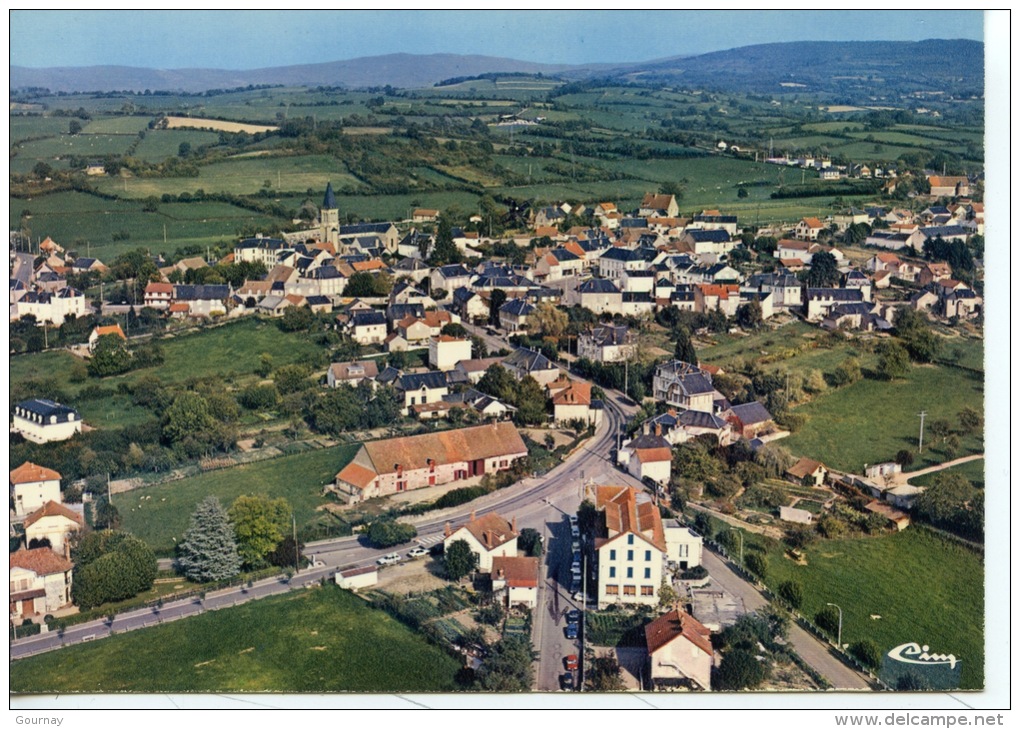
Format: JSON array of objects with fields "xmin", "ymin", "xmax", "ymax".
[
  {"xmin": 9, "ymin": 547, "xmax": 74, "ymax": 618},
  {"xmin": 491, "ymin": 556, "xmax": 539, "ymax": 608},
  {"xmin": 663, "ymin": 519, "xmax": 704, "ymax": 571},
  {"xmin": 594, "ymin": 485, "xmax": 666, "ymax": 609},
  {"xmin": 10, "ymin": 462, "xmax": 62, "ymax": 517},
  {"xmin": 24, "ymin": 501, "xmax": 83, "ymax": 554},
  {"xmin": 429, "ymin": 336, "xmax": 473, "ymax": 372},
  {"xmin": 12, "ymin": 400, "xmax": 82, "ymax": 444},
  {"xmin": 645, "ymin": 609, "xmax": 714, "ymax": 692},
  {"xmin": 444, "ymin": 511, "xmax": 520, "ymax": 573},
  {"xmin": 577, "ymin": 324, "xmax": 635, "ymax": 363},
  {"xmin": 326, "ymin": 360, "xmax": 379, "ymax": 388},
  {"xmin": 617, "ymin": 434, "xmax": 672, "ymax": 485}
]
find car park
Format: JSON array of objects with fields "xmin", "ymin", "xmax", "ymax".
[
  {"xmin": 407, "ymin": 546, "xmax": 428, "ymax": 558},
  {"xmin": 376, "ymin": 552, "xmax": 401, "ymax": 566},
  {"xmin": 564, "ymin": 654, "xmax": 579, "ymax": 671}
]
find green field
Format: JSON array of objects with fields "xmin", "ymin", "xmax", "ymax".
[
  {"xmin": 782, "ymin": 363, "xmax": 984, "ymax": 473},
  {"xmin": 10, "ymin": 585, "xmax": 462, "ymax": 693},
  {"xmin": 133, "ymin": 129, "xmax": 222, "ymax": 161},
  {"xmin": 82, "ymin": 115, "xmax": 153, "ymax": 134},
  {"xmin": 11, "ymin": 318, "xmax": 329, "ymax": 431},
  {"xmin": 119, "ymin": 442, "xmax": 358, "ymax": 554},
  {"xmin": 762, "ymin": 528, "xmax": 984, "ymax": 689},
  {"xmin": 13, "ymin": 191, "xmax": 284, "ymax": 260},
  {"xmin": 96, "ymin": 154, "xmax": 366, "ymax": 198}
]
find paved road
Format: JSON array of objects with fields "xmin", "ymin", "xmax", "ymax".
[{"xmin": 700, "ymin": 548, "xmax": 872, "ymax": 690}]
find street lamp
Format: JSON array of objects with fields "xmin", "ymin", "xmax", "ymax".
[
  {"xmin": 728, "ymin": 527, "xmax": 744, "ymax": 564},
  {"xmin": 826, "ymin": 602, "xmax": 843, "ymax": 649}
]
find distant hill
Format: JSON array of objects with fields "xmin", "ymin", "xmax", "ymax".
[
  {"xmin": 10, "ymin": 54, "xmax": 581, "ymax": 94},
  {"xmin": 606, "ymin": 40, "xmax": 984, "ymax": 96},
  {"xmin": 11, "ymin": 40, "xmax": 982, "ymax": 95}
]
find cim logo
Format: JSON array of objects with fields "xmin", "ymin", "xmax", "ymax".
[
  {"xmin": 881, "ymin": 642, "xmax": 962, "ymax": 690},
  {"xmin": 887, "ymin": 643, "xmax": 959, "ymax": 670}
]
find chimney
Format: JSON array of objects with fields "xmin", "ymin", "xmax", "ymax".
[
  {"xmin": 497, "ymin": 568, "xmax": 505, "ymax": 579},
  {"xmin": 654, "ymin": 423, "xmax": 662, "ymax": 437},
  {"xmin": 444, "ymin": 521, "xmax": 452, "ymax": 538},
  {"xmin": 512, "ymin": 516, "xmax": 517, "ymax": 533},
  {"xmin": 470, "ymin": 509, "xmax": 476, "ymax": 522}
]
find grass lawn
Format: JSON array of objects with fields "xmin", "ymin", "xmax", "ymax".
[
  {"xmin": 119, "ymin": 442, "xmax": 359, "ymax": 554},
  {"xmin": 10, "ymin": 585, "xmax": 462, "ymax": 693},
  {"xmin": 782, "ymin": 363, "xmax": 983, "ymax": 472},
  {"xmin": 911, "ymin": 459, "xmax": 986, "ymax": 489},
  {"xmin": 762, "ymin": 528, "xmax": 984, "ymax": 689}
]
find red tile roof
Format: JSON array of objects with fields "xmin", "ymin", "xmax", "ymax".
[
  {"xmin": 786, "ymin": 458, "xmax": 826, "ymax": 480},
  {"xmin": 635, "ymin": 447, "xmax": 672, "ymax": 464},
  {"xmin": 335, "ymin": 462, "xmax": 377, "ymax": 490},
  {"xmin": 24, "ymin": 500, "xmax": 83, "ymax": 528},
  {"xmin": 10, "ymin": 462, "xmax": 61, "ymax": 485},
  {"xmin": 596, "ymin": 485, "xmax": 666, "ymax": 551},
  {"xmin": 492, "ymin": 556, "xmax": 539, "ymax": 588},
  {"xmin": 10, "ymin": 547, "xmax": 73, "ymax": 576},
  {"xmin": 94, "ymin": 324, "xmax": 126, "ymax": 340},
  {"xmin": 552, "ymin": 381, "xmax": 592, "ymax": 406},
  {"xmin": 645, "ymin": 609, "xmax": 713, "ymax": 656},
  {"xmin": 451, "ymin": 512, "xmax": 519, "ymax": 551},
  {"xmin": 145, "ymin": 282, "xmax": 173, "ymax": 294}
]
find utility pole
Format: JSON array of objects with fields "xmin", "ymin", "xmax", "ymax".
[
  {"xmin": 293, "ymin": 514, "xmax": 299, "ymax": 574},
  {"xmin": 917, "ymin": 410, "xmax": 927, "ymax": 452},
  {"xmin": 580, "ymin": 553, "xmax": 586, "ymax": 692}
]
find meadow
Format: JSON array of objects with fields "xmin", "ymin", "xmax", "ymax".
[
  {"xmin": 10, "ymin": 585, "xmax": 462, "ymax": 693},
  {"xmin": 118, "ymin": 442, "xmax": 359, "ymax": 554},
  {"xmin": 761, "ymin": 528, "xmax": 985, "ymax": 690}
]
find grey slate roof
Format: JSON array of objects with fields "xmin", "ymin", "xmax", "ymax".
[{"xmin": 729, "ymin": 401, "xmax": 773, "ymax": 425}]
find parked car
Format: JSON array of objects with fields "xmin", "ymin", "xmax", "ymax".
[
  {"xmin": 570, "ymin": 525, "xmax": 580, "ymax": 539},
  {"xmin": 560, "ymin": 672, "xmax": 575, "ymax": 690},
  {"xmin": 569, "ymin": 515, "xmax": 578, "ymax": 526},
  {"xmin": 564, "ymin": 654, "xmax": 579, "ymax": 671},
  {"xmin": 565, "ymin": 622, "xmax": 579, "ymax": 640},
  {"xmin": 376, "ymin": 552, "xmax": 401, "ymax": 566},
  {"xmin": 566, "ymin": 609, "xmax": 581, "ymax": 624},
  {"xmin": 407, "ymin": 546, "xmax": 428, "ymax": 559},
  {"xmin": 572, "ymin": 591, "xmax": 585, "ymax": 602},
  {"xmin": 571, "ymin": 540, "xmax": 581, "ymax": 552}
]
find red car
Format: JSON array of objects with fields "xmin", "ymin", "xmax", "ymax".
[{"xmin": 564, "ymin": 654, "xmax": 579, "ymax": 671}]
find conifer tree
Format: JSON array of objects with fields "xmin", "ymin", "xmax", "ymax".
[{"xmin": 176, "ymin": 496, "xmax": 242, "ymax": 582}]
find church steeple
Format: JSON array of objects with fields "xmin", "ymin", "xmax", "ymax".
[
  {"xmin": 322, "ymin": 181, "xmax": 337, "ymax": 211},
  {"xmin": 320, "ymin": 182, "xmax": 339, "ymax": 247}
]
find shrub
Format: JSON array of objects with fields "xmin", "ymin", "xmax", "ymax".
[
  {"xmin": 366, "ymin": 520, "xmax": 417, "ymax": 548},
  {"xmin": 679, "ymin": 565, "xmax": 708, "ymax": 580},
  {"xmin": 814, "ymin": 604, "xmax": 841, "ymax": 639},
  {"xmin": 777, "ymin": 580, "xmax": 803, "ymax": 609},
  {"xmin": 744, "ymin": 552, "xmax": 768, "ymax": 580},
  {"xmin": 715, "ymin": 647, "xmax": 771, "ymax": 690},
  {"xmin": 849, "ymin": 639, "xmax": 883, "ymax": 670}
]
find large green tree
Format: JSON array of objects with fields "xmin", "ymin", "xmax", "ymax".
[
  {"xmin": 877, "ymin": 340, "xmax": 911, "ymax": 380},
  {"xmin": 804, "ymin": 251, "xmax": 840, "ymax": 287},
  {"xmin": 176, "ymin": 496, "xmax": 243, "ymax": 583},
  {"xmin": 229, "ymin": 495, "xmax": 292, "ymax": 569},
  {"xmin": 673, "ymin": 327, "xmax": 698, "ymax": 364},
  {"xmin": 87, "ymin": 334, "xmax": 133, "ymax": 377},
  {"xmin": 444, "ymin": 539, "xmax": 478, "ymax": 581},
  {"xmin": 71, "ymin": 532, "xmax": 157, "ymax": 610}
]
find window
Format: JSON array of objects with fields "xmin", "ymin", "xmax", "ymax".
[
  {"xmin": 626, "ymin": 567, "xmax": 633, "ymax": 578},
  {"xmin": 609, "ymin": 549, "xmax": 616, "ymax": 561},
  {"xmin": 644, "ymin": 568, "xmax": 651, "ymax": 579},
  {"xmin": 645, "ymin": 550, "xmax": 651, "ymax": 561},
  {"xmin": 627, "ymin": 534, "xmax": 634, "ymax": 545},
  {"xmin": 609, "ymin": 567, "xmax": 616, "ymax": 578},
  {"xmin": 623, "ymin": 585, "xmax": 636, "ymax": 596},
  {"xmin": 606, "ymin": 585, "xmax": 619, "ymax": 596},
  {"xmin": 641, "ymin": 586, "xmax": 654, "ymax": 596},
  {"xmin": 627, "ymin": 550, "xmax": 633, "ymax": 561},
  {"xmin": 679, "ymin": 545, "xmax": 688, "ymax": 558}
]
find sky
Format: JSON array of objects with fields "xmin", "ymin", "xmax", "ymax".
[{"xmin": 10, "ymin": 10, "xmax": 985, "ymax": 69}]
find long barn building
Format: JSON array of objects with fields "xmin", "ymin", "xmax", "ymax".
[{"xmin": 332, "ymin": 422, "xmax": 528, "ymax": 504}]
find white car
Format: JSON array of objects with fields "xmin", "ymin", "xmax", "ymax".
[
  {"xmin": 407, "ymin": 546, "xmax": 429, "ymax": 559},
  {"xmin": 570, "ymin": 525, "xmax": 580, "ymax": 539},
  {"xmin": 376, "ymin": 552, "xmax": 401, "ymax": 566}
]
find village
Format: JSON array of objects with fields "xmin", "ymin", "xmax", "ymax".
[{"xmin": 10, "ymin": 158, "xmax": 986, "ymax": 693}]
